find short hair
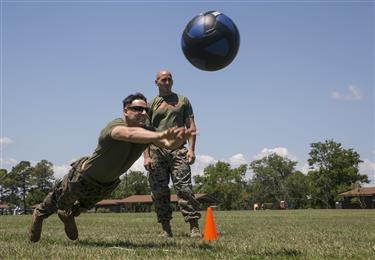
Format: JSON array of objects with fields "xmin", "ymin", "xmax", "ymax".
[{"xmin": 122, "ymin": 92, "xmax": 147, "ymax": 109}]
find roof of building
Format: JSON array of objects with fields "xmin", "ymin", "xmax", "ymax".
[
  {"xmin": 95, "ymin": 199, "xmax": 125, "ymax": 206},
  {"xmin": 121, "ymin": 195, "xmax": 153, "ymax": 203},
  {"xmin": 339, "ymin": 187, "xmax": 375, "ymax": 197},
  {"xmin": 0, "ymin": 204, "xmax": 9, "ymax": 209},
  {"xmin": 96, "ymin": 193, "xmax": 220, "ymax": 206}
]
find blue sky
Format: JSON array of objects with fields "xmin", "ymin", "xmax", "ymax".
[{"xmin": 1, "ymin": 0, "xmax": 374, "ymax": 185}]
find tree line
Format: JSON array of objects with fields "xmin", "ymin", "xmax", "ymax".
[{"xmin": 0, "ymin": 140, "xmax": 369, "ymax": 213}]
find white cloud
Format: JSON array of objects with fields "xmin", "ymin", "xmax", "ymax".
[
  {"xmin": 197, "ymin": 155, "xmax": 217, "ymax": 164},
  {"xmin": 192, "ymin": 154, "xmax": 252, "ymax": 179},
  {"xmin": 129, "ymin": 156, "xmax": 146, "ymax": 173},
  {"xmin": 297, "ymin": 162, "xmax": 310, "ymax": 175},
  {"xmin": 253, "ymin": 147, "xmax": 296, "ymax": 161},
  {"xmin": 0, "ymin": 157, "xmax": 18, "ymax": 170},
  {"xmin": 0, "ymin": 137, "xmax": 13, "ymax": 145},
  {"xmin": 53, "ymin": 164, "xmax": 70, "ymax": 180},
  {"xmin": 52, "ymin": 158, "xmax": 80, "ymax": 180},
  {"xmin": 191, "ymin": 154, "xmax": 217, "ymax": 177},
  {"xmin": 229, "ymin": 153, "xmax": 247, "ymax": 167},
  {"xmin": 331, "ymin": 85, "xmax": 363, "ymax": 101}
]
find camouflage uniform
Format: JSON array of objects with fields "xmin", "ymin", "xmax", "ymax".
[
  {"xmin": 33, "ymin": 118, "xmax": 147, "ymax": 219},
  {"xmin": 34, "ymin": 157, "xmax": 120, "ymax": 218},
  {"xmin": 148, "ymin": 145, "xmax": 201, "ymax": 222},
  {"xmin": 147, "ymin": 93, "xmax": 201, "ymax": 223}
]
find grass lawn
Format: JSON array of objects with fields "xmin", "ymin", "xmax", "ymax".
[{"xmin": 1, "ymin": 209, "xmax": 374, "ymax": 259}]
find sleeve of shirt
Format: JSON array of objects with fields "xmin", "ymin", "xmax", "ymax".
[
  {"xmin": 146, "ymin": 97, "xmax": 157, "ymax": 126},
  {"xmin": 184, "ymin": 96, "xmax": 194, "ymax": 119},
  {"xmin": 100, "ymin": 119, "xmax": 125, "ymax": 143}
]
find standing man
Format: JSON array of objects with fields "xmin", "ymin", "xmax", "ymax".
[
  {"xmin": 144, "ymin": 70, "xmax": 201, "ymax": 238},
  {"xmin": 29, "ymin": 93, "xmax": 192, "ymax": 242}
]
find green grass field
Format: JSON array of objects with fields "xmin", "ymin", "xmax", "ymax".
[{"xmin": 1, "ymin": 209, "xmax": 374, "ymax": 259}]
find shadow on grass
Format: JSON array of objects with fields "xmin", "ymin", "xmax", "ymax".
[{"xmin": 77, "ymin": 238, "xmax": 214, "ymax": 251}]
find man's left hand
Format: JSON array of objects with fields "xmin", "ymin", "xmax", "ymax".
[{"xmin": 187, "ymin": 150, "xmax": 196, "ymax": 165}]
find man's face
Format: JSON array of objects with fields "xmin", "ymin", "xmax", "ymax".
[
  {"xmin": 155, "ymin": 71, "xmax": 173, "ymax": 95},
  {"xmin": 124, "ymin": 99, "xmax": 149, "ymax": 126}
]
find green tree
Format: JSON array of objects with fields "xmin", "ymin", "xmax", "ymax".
[
  {"xmin": 284, "ymin": 171, "xmax": 309, "ymax": 208},
  {"xmin": 247, "ymin": 180, "xmax": 271, "ymax": 206},
  {"xmin": 8, "ymin": 161, "xmax": 34, "ymax": 212},
  {"xmin": 0, "ymin": 168, "xmax": 20, "ymax": 206},
  {"xmin": 110, "ymin": 171, "xmax": 150, "ymax": 199},
  {"xmin": 307, "ymin": 140, "xmax": 369, "ymax": 208},
  {"xmin": 249, "ymin": 153, "xmax": 297, "ymax": 203},
  {"xmin": 27, "ymin": 160, "xmax": 55, "ymax": 206},
  {"xmin": 194, "ymin": 161, "xmax": 249, "ymax": 210},
  {"xmin": 0, "ymin": 169, "xmax": 9, "ymax": 203}
]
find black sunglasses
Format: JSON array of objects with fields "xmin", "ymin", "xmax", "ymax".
[{"xmin": 127, "ymin": 106, "xmax": 150, "ymax": 113}]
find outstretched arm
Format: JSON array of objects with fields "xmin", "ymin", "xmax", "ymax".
[
  {"xmin": 111, "ymin": 126, "xmax": 194, "ymax": 150},
  {"xmin": 111, "ymin": 126, "xmax": 166, "ymax": 143}
]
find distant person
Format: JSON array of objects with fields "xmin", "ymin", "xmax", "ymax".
[
  {"xmin": 29, "ymin": 93, "xmax": 194, "ymax": 242},
  {"xmin": 13, "ymin": 206, "xmax": 20, "ymax": 215},
  {"xmin": 143, "ymin": 70, "xmax": 201, "ymax": 238}
]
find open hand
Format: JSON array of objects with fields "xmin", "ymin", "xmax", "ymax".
[{"xmin": 159, "ymin": 127, "xmax": 196, "ymax": 150}]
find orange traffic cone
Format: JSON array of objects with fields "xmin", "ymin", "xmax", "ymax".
[{"xmin": 203, "ymin": 207, "xmax": 218, "ymax": 241}]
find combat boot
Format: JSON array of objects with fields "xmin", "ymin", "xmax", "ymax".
[
  {"xmin": 159, "ymin": 220, "xmax": 173, "ymax": 238},
  {"xmin": 28, "ymin": 209, "xmax": 44, "ymax": 242},
  {"xmin": 58, "ymin": 210, "xmax": 78, "ymax": 240},
  {"xmin": 189, "ymin": 219, "xmax": 202, "ymax": 238}
]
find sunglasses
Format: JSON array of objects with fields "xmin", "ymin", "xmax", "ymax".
[{"xmin": 126, "ymin": 106, "xmax": 150, "ymax": 113}]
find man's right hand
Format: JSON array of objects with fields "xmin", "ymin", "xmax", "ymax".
[{"xmin": 157, "ymin": 127, "xmax": 196, "ymax": 150}]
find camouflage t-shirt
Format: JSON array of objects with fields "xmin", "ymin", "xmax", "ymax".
[
  {"xmin": 148, "ymin": 93, "xmax": 194, "ymax": 131},
  {"xmin": 83, "ymin": 118, "xmax": 147, "ymax": 183}
]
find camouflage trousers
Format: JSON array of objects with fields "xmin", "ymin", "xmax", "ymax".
[
  {"xmin": 148, "ymin": 145, "xmax": 201, "ymax": 223},
  {"xmin": 35, "ymin": 157, "xmax": 120, "ymax": 218}
]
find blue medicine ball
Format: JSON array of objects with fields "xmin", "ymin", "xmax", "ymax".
[{"xmin": 181, "ymin": 11, "xmax": 240, "ymax": 71}]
